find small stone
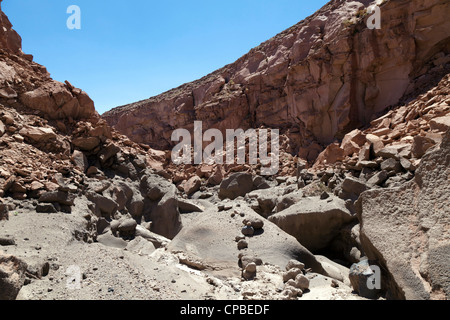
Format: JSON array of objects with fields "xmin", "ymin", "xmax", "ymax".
[
  {"xmin": 243, "ymin": 217, "xmax": 264, "ymax": 230},
  {"xmin": 331, "ymin": 279, "xmax": 339, "ymax": 288},
  {"xmin": 294, "ymin": 274, "xmax": 310, "ymax": 291},
  {"xmin": 283, "ymin": 268, "xmax": 303, "ymax": 283},
  {"xmin": 241, "ymin": 223, "xmax": 255, "ymax": 237},
  {"xmin": 0, "ymin": 237, "xmax": 16, "ymax": 246},
  {"xmin": 237, "ymin": 240, "xmax": 248, "ymax": 250},
  {"xmin": 320, "ymin": 191, "xmax": 330, "ymax": 200},
  {"xmin": 242, "ymin": 262, "xmax": 257, "ymax": 281},
  {"xmin": 285, "ymin": 260, "xmax": 305, "ymax": 271}
]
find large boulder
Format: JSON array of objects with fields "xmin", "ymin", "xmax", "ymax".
[
  {"xmin": 269, "ymin": 196, "xmax": 357, "ymax": 252},
  {"xmin": 20, "ymin": 81, "xmax": 96, "ymax": 120},
  {"xmin": 357, "ymin": 130, "xmax": 450, "ymax": 300},
  {"xmin": 141, "ymin": 173, "xmax": 183, "ymax": 239},
  {"xmin": 168, "ymin": 202, "xmax": 325, "ymax": 273}
]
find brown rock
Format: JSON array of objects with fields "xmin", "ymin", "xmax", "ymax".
[
  {"xmin": 73, "ymin": 136, "xmax": 101, "ymax": 151},
  {"xmin": 18, "ymin": 126, "xmax": 56, "ymax": 142},
  {"xmin": 365, "ymin": 134, "xmax": 385, "ymax": 156},
  {"xmin": 0, "ymin": 202, "xmax": 8, "ymax": 221},
  {"xmin": 207, "ymin": 165, "xmax": 225, "ymax": 186},
  {"xmin": 183, "ymin": 175, "xmax": 201, "ymax": 196},
  {"xmin": 411, "ymin": 136, "xmax": 436, "ymax": 158},
  {"xmin": 0, "ymin": 120, "xmax": 5, "ymax": 137},
  {"xmin": 71, "ymin": 150, "xmax": 89, "ymax": 173},
  {"xmin": 429, "ymin": 115, "xmax": 450, "ymax": 132},
  {"xmin": 0, "ymin": 252, "xmax": 27, "ymax": 300},
  {"xmin": 314, "ymin": 143, "xmax": 345, "ymax": 167},
  {"xmin": 20, "ymin": 81, "xmax": 95, "ymax": 120}
]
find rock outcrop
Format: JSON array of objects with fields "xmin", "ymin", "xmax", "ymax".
[
  {"xmin": 356, "ymin": 129, "xmax": 450, "ymax": 300},
  {"xmin": 103, "ymin": 0, "xmax": 450, "ymax": 158},
  {"xmin": 0, "ymin": 0, "xmax": 96, "ymax": 121}
]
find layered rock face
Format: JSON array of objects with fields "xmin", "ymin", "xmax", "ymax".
[
  {"xmin": 103, "ymin": 0, "xmax": 450, "ymax": 156},
  {"xmin": 357, "ymin": 129, "xmax": 450, "ymax": 300}
]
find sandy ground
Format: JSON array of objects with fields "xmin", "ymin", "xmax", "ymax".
[{"xmin": 0, "ymin": 198, "xmax": 364, "ymax": 301}]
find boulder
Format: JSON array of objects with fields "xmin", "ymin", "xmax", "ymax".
[
  {"xmin": 380, "ymin": 158, "xmax": 402, "ymax": 173},
  {"xmin": 118, "ymin": 218, "xmax": 138, "ymax": 238},
  {"xmin": 366, "ymin": 134, "xmax": 385, "ymax": 156},
  {"xmin": 253, "ymin": 176, "xmax": 271, "ymax": 190},
  {"xmin": 207, "ymin": 165, "xmax": 225, "ymax": 186},
  {"xmin": 38, "ymin": 191, "xmax": 75, "ymax": 206},
  {"xmin": 71, "ymin": 150, "xmax": 89, "ymax": 173},
  {"xmin": 127, "ymin": 196, "xmax": 144, "ymax": 219},
  {"xmin": 73, "ymin": 136, "xmax": 100, "ymax": 151},
  {"xmin": 341, "ymin": 176, "xmax": 370, "ymax": 200},
  {"xmin": 169, "ymin": 202, "xmax": 325, "ymax": 273},
  {"xmin": 357, "ymin": 130, "xmax": 450, "ymax": 300},
  {"xmin": 242, "ymin": 262, "xmax": 257, "ymax": 281},
  {"xmin": 283, "ymin": 268, "xmax": 303, "ymax": 283},
  {"xmin": 367, "ymin": 170, "xmax": 389, "ymax": 187},
  {"xmin": 183, "ymin": 175, "xmax": 201, "ymax": 196},
  {"xmin": 411, "ymin": 136, "xmax": 436, "ymax": 158},
  {"xmin": 219, "ymin": 172, "xmax": 254, "ymax": 200},
  {"xmin": 376, "ymin": 144, "xmax": 411, "ymax": 160},
  {"xmin": 314, "ymin": 143, "xmax": 345, "ymax": 167},
  {"xmin": 286, "ymin": 259, "xmax": 305, "ymax": 272},
  {"xmin": 98, "ymin": 143, "xmax": 120, "ymax": 165},
  {"xmin": 247, "ymin": 188, "xmax": 280, "ymax": 218},
  {"xmin": 149, "ymin": 184, "xmax": 183, "ymax": 239},
  {"xmin": 20, "ymin": 81, "xmax": 95, "ymax": 120},
  {"xmin": 36, "ymin": 203, "xmax": 57, "ymax": 213},
  {"xmin": 0, "ymin": 252, "xmax": 27, "ymax": 300},
  {"xmin": 243, "ymin": 217, "xmax": 264, "ymax": 230},
  {"xmin": 269, "ymin": 196, "xmax": 356, "ymax": 252},
  {"xmin": 19, "ymin": 126, "xmax": 56, "ymax": 142},
  {"xmin": 86, "ymin": 192, "xmax": 118, "ymax": 218},
  {"xmin": 140, "ymin": 174, "xmax": 171, "ymax": 201},
  {"xmin": 341, "ymin": 129, "xmax": 366, "ymax": 156},
  {"xmin": 126, "ymin": 237, "xmax": 156, "ymax": 256},
  {"xmin": 429, "ymin": 115, "xmax": 450, "ymax": 132}
]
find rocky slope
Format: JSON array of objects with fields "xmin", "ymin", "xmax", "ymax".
[
  {"xmin": 103, "ymin": 0, "xmax": 450, "ymax": 157},
  {"xmin": 1, "ymin": 0, "xmax": 449, "ymax": 301}
]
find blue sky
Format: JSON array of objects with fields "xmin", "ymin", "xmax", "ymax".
[{"xmin": 3, "ymin": 0, "xmax": 329, "ymax": 114}]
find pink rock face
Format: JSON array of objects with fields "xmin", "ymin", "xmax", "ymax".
[{"xmin": 103, "ymin": 0, "xmax": 450, "ymax": 157}]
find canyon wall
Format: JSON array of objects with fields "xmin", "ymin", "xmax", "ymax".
[{"xmin": 103, "ymin": 0, "xmax": 450, "ymax": 159}]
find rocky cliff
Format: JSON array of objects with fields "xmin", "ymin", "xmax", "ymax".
[
  {"xmin": 103, "ymin": 0, "xmax": 450, "ymax": 157},
  {"xmin": 0, "ymin": 0, "xmax": 96, "ymax": 121}
]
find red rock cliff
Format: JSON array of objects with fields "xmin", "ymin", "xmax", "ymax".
[{"xmin": 103, "ymin": 0, "xmax": 450, "ymax": 158}]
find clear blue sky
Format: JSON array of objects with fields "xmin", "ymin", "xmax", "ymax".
[{"xmin": 3, "ymin": 0, "xmax": 328, "ymax": 114}]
